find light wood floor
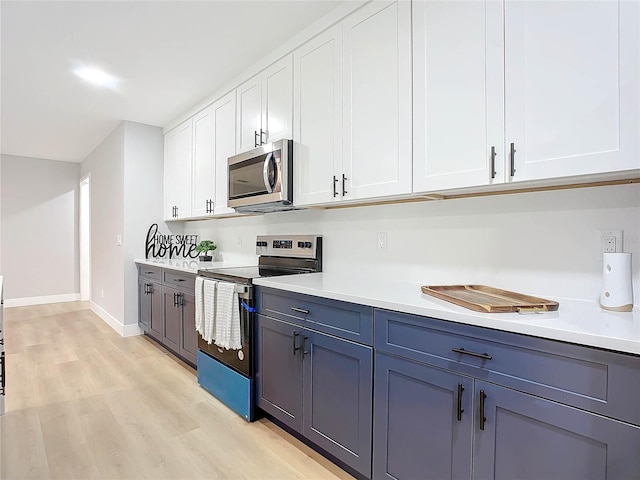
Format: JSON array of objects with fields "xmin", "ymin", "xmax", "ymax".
[{"xmin": 1, "ymin": 302, "xmax": 353, "ymax": 480}]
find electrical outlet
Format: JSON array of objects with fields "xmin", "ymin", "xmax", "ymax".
[
  {"xmin": 599, "ymin": 230, "xmax": 623, "ymax": 254},
  {"xmin": 377, "ymin": 232, "xmax": 387, "ymax": 252}
]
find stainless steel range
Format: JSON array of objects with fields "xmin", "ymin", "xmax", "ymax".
[{"xmin": 196, "ymin": 234, "xmax": 322, "ymax": 421}]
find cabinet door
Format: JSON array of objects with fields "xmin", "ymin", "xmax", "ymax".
[
  {"xmin": 212, "ymin": 91, "xmax": 237, "ymax": 215},
  {"xmin": 473, "ymin": 381, "xmax": 640, "ymax": 480},
  {"xmin": 373, "ymin": 353, "xmax": 473, "ymax": 480},
  {"xmin": 164, "ymin": 120, "xmax": 192, "ymax": 220},
  {"xmin": 191, "ymin": 106, "xmax": 215, "ymax": 217},
  {"xmin": 255, "ymin": 314, "xmax": 303, "ymax": 432},
  {"xmin": 161, "ymin": 286, "xmax": 181, "ymax": 352},
  {"xmin": 293, "ymin": 25, "xmax": 343, "ymax": 206},
  {"xmin": 413, "ymin": 0, "xmax": 504, "ymax": 192},
  {"xmin": 505, "ymin": 0, "xmax": 640, "ymax": 181},
  {"xmin": 236, "ymin": 75, "xmax": 262, "ymax": 153},
  {"xmin": 138, "ymin": 277, "xmax": 151, "ymax": 332},
  {"xmin": 342, "ymin": 0, "xmax": 412, "ymax": 201},
  {"xmin": 262, "ymin": 56, "xmax": 293, "ymax": 144},
  {"xmin": 302, "ymin": 329, "xmax": 373, "ymax": 477},
  {"xmin": 179, "ymin": 292, "xmax": 197, "ymax": 366},
  {"xmin": 149, "ymin": 282, "xmax": 163, "ymax": 340}
]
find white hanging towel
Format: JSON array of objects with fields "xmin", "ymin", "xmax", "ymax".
[
  {"xmin": 214, "ymin": 281, "xmax": 242, "ymax": 350},
  {"xmin": 194, "ymin": 276, "xmax": 205, "ymax": 336},
  {"xmin": 203, "ymin": 279, "xmax": 217, "ymax": 344}
]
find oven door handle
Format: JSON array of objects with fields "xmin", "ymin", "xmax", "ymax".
[{"xmin": 262, "ymin": 152, "xmax": 275, "ymax": 193}]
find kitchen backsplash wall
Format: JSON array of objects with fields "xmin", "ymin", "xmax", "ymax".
[{"xmin": 184, "ymin": 183, "xmax": 640, "ymax": 304}]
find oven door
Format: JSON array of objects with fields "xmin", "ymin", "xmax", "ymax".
[
  {"xmin": 228, "ymin": 140, "xmax": 290, "ymax": 208},
  {"xmin": 197, "ymin": 281, "xmax": 253, "ymax": 378}
]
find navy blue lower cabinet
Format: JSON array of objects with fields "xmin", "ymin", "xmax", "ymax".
[
  {"xmin": 138, "ymin": 277, "xmax": 162, "ymax": 339},
  {"xmin": 373, "ymin": 352, "xmax": 473, "ymax": 480},
  {"xmin": 256, "ymin": 311, "xmax": 373, "ymax": 478},
  {"xmin": 255, "ymin": 314, "xmax": 303, "ymax": 432},
  {"xmin": 138, "ymin": 277, "xmax": 151, "ymax": 333},
  {"xmin": 303, "ymin": 329, "xmax": 373, "ymax": 478},
  {"xmin": 162, "ymin": 286, "xmax": 182, "ymax": 352},
  {"xmin": 178, "ymin": 292, "xmax": 197, "ymax": 366},
  {"xmin": 473, "ymin": 380, "xmax": 640, "ymax": 480}
]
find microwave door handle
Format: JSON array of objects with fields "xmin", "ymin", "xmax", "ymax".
[{"xmin": 262, "ymin": 152, "xmax": 275, "ymax": 193}]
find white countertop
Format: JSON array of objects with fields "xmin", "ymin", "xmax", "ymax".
[
  {"xmin": 253, "ymin": 272, "xmax": 640, "ymax": 355},
  {"xmin": 134, "ymin": 258, "xmax": 248, "ymax": 274}
]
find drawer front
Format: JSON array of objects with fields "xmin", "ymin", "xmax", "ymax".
[
  {"xmin": 374, "ymin": 309, "xmax": 640, "ymax": 426},
  {"xmin": 256, "ymin": 287, "xmax": 373, "ymax": 345},
  {"xmin": 137, "ymin": 264, "xmax": 162, "ymax": 281},
  {"xmin": 162, "ymin": 270, "xmax": 195, "ymax": 293}
]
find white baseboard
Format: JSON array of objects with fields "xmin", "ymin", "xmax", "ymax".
[
  {"xmin": 123, "ymin": 323, "xmax": 143, "ymax": 337},
  {"xmin": 5, "ymin": 293, "xmax": 81, "ymax": 308},
  {"xmin": 90, "ymin": 301, "xmax": 142, "ymax": 338}
]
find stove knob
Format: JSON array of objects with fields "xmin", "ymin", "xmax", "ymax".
[
  {"xmin": 297, "ymin": 241, "xmax": 304, "ymax": 248},
  {"xmin": 304, "ymin": 242, "xmax": 313, "ymax": 248}
]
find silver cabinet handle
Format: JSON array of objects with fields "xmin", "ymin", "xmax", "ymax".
[{"xmin": 509, "ymin": 142, "xmax": 516, "ymax": 177}]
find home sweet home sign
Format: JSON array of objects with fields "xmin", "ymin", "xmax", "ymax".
[{"xmin": 145, "ymin": 223, "xmax": 199, "ymax": 259}]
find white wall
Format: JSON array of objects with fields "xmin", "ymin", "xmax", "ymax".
[
  {"xmin": 0, "ymin": 154, "xmax": 2, "ymax": 274},
  {"xmin": 123, "ymin": 121, "xmax": 164, "ymax": 326},
  {"xmin": 0, "ymin": 154, "xmax": 80, "ymax": 300},
  {"xmin": 184, "ymin": 183, "xmax": 640, "ymax": 305},
  {"xmin": 81, "ymin": 124, "xmax": 125, "ymax": 322},
  {"xmin": 80, "ymin": 121, "xmax": 165, "ymax": 334}
]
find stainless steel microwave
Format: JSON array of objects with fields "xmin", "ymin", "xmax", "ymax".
[{"xmin": 228, "ymin": 139, "xmax": 294, "ymax": 213}]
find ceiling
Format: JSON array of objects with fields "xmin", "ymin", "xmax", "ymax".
[{"xmin": 0, "ymin": 0, "xmax": 344, "ymax": 163}]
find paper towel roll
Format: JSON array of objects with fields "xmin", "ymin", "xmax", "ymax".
[{"xmin": 600, "ymin": 252, "xmax": 633, "ymax": 312}]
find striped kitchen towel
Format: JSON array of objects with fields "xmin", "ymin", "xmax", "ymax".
[
  {"xmin": 203, "ymin": 279, "xmax": 217, "ymax": 344},
  {"xmin": 214, "ymin": 281, "xmax": 242, "ymax": 350}
]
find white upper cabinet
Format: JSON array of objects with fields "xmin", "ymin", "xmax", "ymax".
[
  {"xmin": 213, "ymin": 91, "xmax": 237, "ymax": 215},
  {"xmin": 342, "ymin": 0, "xmax": 412, "ymax": 200},
  {"xmin": 164, "ymin": 119, "xmax": 192, "ymax": 220},
  {"xmin": 413, "ymin": 0, "xmax": 639, "ymax": 193},
  {"xmin": 236, "ymin": 76, "xmax": 262, "ymax": 153},
  {"xmin": 294, "ymin": 1, "xmax": 412, "ymax": 206},
  {"xmin": 236, "ymin": 56, "xmax": 293, "ymax": 153},
  {"xmin": 413, "ymin": 0, "xmax": 504, "ymax": 192},
  {"xmin": 191, "ymin": 106, "xmax": 215, "ymax": 217},
  {"xmin": 262, "ymin": 58, "xmax": 293, "ymax": 144},
  {"xmin": 505, "ymin": 0, "xmax": 639, "ymax": 182},
  {"xmin": 164, "ymin": 93, "xmax": 237, "ymax": 220},
  {"xmin": 294, "ymin": 25, "xmax": 343, "ymax": 206}
]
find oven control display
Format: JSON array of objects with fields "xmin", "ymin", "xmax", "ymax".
[{"xmin": 272, "ymin": 240, "xmax": 293, "ymax": 249}]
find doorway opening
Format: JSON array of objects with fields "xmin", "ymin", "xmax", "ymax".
[{"xmin": 79, "ymin": 174, "xmax": 91, "ymax": 301}]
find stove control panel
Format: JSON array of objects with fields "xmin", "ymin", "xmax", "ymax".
[{"xmin": 255, "ymin": 235, "xmax": 322, "ymax": 259}]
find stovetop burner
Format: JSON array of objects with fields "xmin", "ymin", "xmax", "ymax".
[
  {"xmin": 198, "ymin": 265, "xmax": 315, "ymax": 283},
  {"xmin": 197, "ymin": 234, "xmax": 322, "ymax": 284}
]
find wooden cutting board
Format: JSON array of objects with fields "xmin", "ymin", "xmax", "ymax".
[{"xmin": 420, "ymin": 285, "xmax": 559, "ymax": 313}]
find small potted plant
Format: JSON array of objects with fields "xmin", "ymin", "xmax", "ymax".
[{"xmin": 195, "ymin": 240, "xmax": 217, "ymax": 262}]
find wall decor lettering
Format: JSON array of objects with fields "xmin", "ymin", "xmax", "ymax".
[{"xmin": 145, "ymin": 223, "xmax": 199, "ymax": 259}]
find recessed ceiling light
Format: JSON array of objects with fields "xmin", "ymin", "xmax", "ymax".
[{"xmin": 73, "ymin": 66, "xmax": 119, "ymax": 90}]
